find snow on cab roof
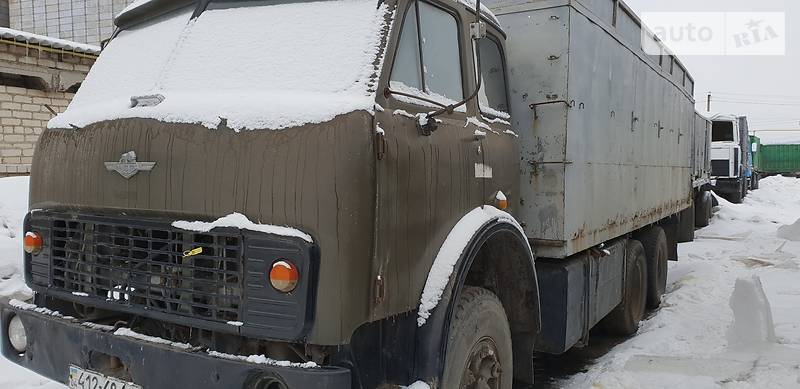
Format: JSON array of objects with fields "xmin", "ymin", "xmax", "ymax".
[
  {"xmin": 50, "ymin": 0, "xmax": 391, "ymax": 131},
  {"xmin": 704, "ymin": 112, "xmax": 741, "ymax": 122},
  {"xmin": 0, "ymin": 27, "xmax": 101, "ymax": 55}
]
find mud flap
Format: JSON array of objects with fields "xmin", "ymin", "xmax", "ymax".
[{"xmin": 660, "ymin": 215, "xmax": 679, "ymax": 261}]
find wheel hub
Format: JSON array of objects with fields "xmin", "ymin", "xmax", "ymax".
[{"xmin": 461, "ymin": 337, "xmax": 502, "ymax": 389}]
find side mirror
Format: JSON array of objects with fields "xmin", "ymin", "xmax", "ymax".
[{"xmin": 417, "ymin": 114, "xmax": 439, "ymax": 136}]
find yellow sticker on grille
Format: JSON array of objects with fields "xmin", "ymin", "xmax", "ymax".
[{"xmin": 183, "ymin": 247, "xmax": 203, "ymax": 258}]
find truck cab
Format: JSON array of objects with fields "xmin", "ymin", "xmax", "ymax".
[
  {"xmin": 709, "ymin": 113, "xmax": 747, "ymax": 203},
  {"xmin": 2, "ymin": 1, "xmax": 523, "ymax": 388}
]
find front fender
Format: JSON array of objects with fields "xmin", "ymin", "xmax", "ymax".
[{"xmin": 413, "ymin": 219, "xmax": 539, "ymax": 385}]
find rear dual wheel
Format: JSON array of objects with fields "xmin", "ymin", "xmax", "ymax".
[
  {"xmin": 636, "ymin": 227, "xmax": 669, "ymax": 309},
  {"xmin": 600, "ymin": 240, "xmax": 648, "ymax": 336},
  {"xmin": 695, "ymin": 191, "xmax": 713, "ymax": 228}
]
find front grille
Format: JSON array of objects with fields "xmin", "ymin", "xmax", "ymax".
[
  {"xmin": 711, "ymin": 160, "xmax": 729, "ymax": 177},
  {"xmin": 48, "ymin": 216, "xmax": 243, "ymax": 323}
]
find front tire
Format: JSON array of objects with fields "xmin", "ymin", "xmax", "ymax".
[
  {"xmin": 442, "ymin": 287, "xmax": 513, "ymax": 389},
  {"xmin": 729, "ymin": 183, "xmax": 744, "ymax": 204}
]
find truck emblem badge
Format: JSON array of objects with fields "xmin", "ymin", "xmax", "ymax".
[
  {"xmin": 183, "ymin": 247, "xmax": 203, "ymax": 258},
  {"xmin": 105, "ymin": 151, "xmax": 156, "ymax": 179}
]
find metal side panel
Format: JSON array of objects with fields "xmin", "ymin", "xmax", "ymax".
[
  {"xmin": 499, "ymin": 5, "xmax": 571, "ymax": 247},
  {"xmin": 560, "ymin": 7, "xmax": 693, "ymax": 257},
  {"xmin": 498, "ymin": 2, "xmax": 694, "ymax": 259}
]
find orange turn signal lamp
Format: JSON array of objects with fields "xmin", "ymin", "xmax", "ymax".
[
  {"xmin": 270, "ymin": 260, "xmax": 300, "ymax": 293},
  {"xmin": 23, "ymin": 231, "xmax": 43, "ymax": 255},
  {"xmin": 496, "ymin": 191, "xmax": 509, "ymax": 210}
]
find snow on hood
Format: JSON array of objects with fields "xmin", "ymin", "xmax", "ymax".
[
  {"xmin": 50, "ymin": 0, "xmax": 392, "ymax": 131},
  {"xmin": 116, "ymin": 0, "xmax": 153, "ymax": 18}
]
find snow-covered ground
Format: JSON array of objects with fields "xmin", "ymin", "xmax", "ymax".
[
  {"xmin": 561, "ymin": 177, "xmax": 800, "ymax": 389},
  {"xmin": 0, "ymin": 176, "xmax": 60, "ymax": 388},
  {"xmin": 1, "ymin": 176, "xmax": 799, "ymax": 388}
]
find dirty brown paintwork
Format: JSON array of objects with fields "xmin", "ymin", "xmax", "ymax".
[
  {"xmin": 29, "ymin": 0, "xmax": 521, "ymax": 345},
  {"xmin": 369, "ymin": 0, "xmax": 519, "ymax": 321},
  {"xmin": 30, "ymin": 113, "xmax": 376, "ymax": 345}
]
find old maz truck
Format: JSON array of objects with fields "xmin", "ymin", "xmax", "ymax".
[{"xmin": 2, "ymin": 0, "xmax": 710, "ymax": 388}]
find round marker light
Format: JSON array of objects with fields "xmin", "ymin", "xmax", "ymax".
[
  {"xmin": 269, "ymin": 260, "xmax": 299, "ymax": 293},
  {"xmin": 23, "ymin": 232, "xmax": 43, "ymax": 255},
  {"xmin": 8, "ymin": 315, "xmax": 27, "ymax": 353}
]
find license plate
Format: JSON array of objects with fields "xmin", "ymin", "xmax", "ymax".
[{"xmin": 68, "ymin": 365, "xmax": 142, "ymax": 389}]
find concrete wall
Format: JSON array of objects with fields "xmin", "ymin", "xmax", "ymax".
[
  {"xmin": 0, "ymin": 40, "xmax": 95, "ymax": 176},
  {"xmin": 8, "ymin": 0, "xmax": 135, "ymax": 46}
]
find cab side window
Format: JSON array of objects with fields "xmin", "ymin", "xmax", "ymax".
[
  {"xmin": 390, "ymin": 1, "xmax": 464, "ymax": 102},
  {"xmin": 476, "ymin": 38, "xmax": 509, "ymax": 117},
  {"xmin": 391, "ymin": 5, "xmax": 422, "ymax": 90}
]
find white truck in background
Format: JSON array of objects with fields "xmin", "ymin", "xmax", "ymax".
[{"xmin": 709, "ymin": 113, "xmax": 748, "ymax": 203}]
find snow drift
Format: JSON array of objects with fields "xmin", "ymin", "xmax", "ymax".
[{"xmin": 776, "ymin": 218, "xmax": 800, "ymax": 241}]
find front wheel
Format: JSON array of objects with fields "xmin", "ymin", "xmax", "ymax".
[
  {"xmin": 441, "ymin": 287, "xmax": 513, "ymax": 389},
  {"xmin": 729, "ymin": 182, "xmax": 744, "ymax": 204}
]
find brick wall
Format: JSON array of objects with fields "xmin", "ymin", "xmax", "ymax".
[
  {"xmin": 0, "ymin": 39, "xmax": 94, "ymax": 176},
  {"xmin": 8, "ymin": 0, "xmax": 135, "ymax": 46}
]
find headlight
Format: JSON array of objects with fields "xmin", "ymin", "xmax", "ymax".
[{"xmin": 8, "ymin": 315, "xmax": 27, "ymax": 353}]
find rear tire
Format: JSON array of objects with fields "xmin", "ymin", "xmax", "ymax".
[
  {"xmin": 634, "ymin": 227, "xmax": 668, "ymax": 309},
  {"xmin": 694, "ymin": 191, "xmax": 712, "ymax": 228},
  {"xmin": 442, "ymin": 287, "xmax": 513, "ymax": 389},
  {"xmin": 599, "ymin": 240, "xmax": 648, "ymax": 336}
]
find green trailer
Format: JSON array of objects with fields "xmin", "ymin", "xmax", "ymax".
[{"xmin": 753, "ymin": 137, "xmax": 800, "ymax": 177}]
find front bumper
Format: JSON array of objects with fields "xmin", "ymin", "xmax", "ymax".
[
  {"xmin": 1, "ymin": 299, "xmax": 350, "ymax": 389},
  {"xmin": 711, "ymin": 177, "xmax": 742, "ymax": 194}
]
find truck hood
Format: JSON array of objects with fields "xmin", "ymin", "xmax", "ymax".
[{"xmin": 30, "ymin": 113, "xmax": 377, "ymax": 344}]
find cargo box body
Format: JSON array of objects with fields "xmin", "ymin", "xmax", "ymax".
[
  {"xmin": 692, "ymin": 114, "xmax": 712, "ymax": 187},
  {"xmin": 494, "ymin": 0, "xmax": 696, "ymax": 258},
  {"xmin": 757, "ymin": 143, "xmax": 800, "ymax": 175}
]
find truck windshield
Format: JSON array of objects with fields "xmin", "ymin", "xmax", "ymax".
[
  {"xmin": 50, "ymin": 0, "xmax": 390, "ymax": 131},
  {"xmin": 712, "ymin": 121, "xmax": 735, "ymax": 142}
]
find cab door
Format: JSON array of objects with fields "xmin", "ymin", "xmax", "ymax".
[
  {"xmin": 472, "ymin": 30, "xmax": 520, "ymax": 217},
  {"xmin": 371, "ymin": 0, "xmax": 484, "ymax": 318}
]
